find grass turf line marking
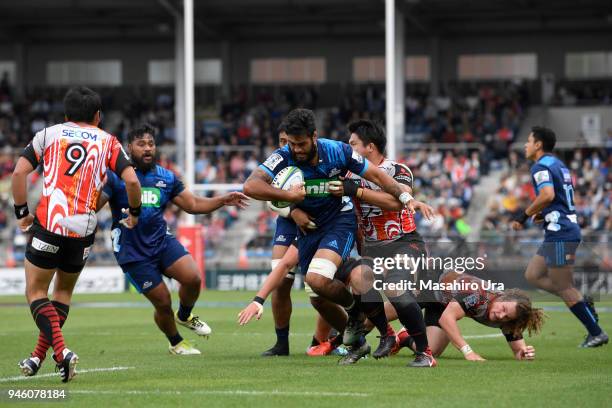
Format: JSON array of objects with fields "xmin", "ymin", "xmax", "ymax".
[
  {"xmin": 71, "ymin": 389, "xmax": 370, "ymax": 398},
  {"xmin": 0, "ymin": 366, "xmax": 134, "ymax": 383}
]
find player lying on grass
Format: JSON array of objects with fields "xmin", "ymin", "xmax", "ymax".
[
  {"xmin": 15, "ymin": 87, "xmax": 142, "ymax": 382},
  {"xmin": 262, "ymin": 124, "xmax": 343, "ymax": 357},
  {"xmin": 370, "ymin": 271, "xmax": 545, "ymax": 361},
  {"xmin": 243, "ymin": 109, "xmax": 435, "ymax": 366},
  {"xmin": 511, "ymin": 126, "xmax": 607, "ymax": 348},
  {"xmin": 328, "ymin": 119, "xmax": 437, "ymax": 367},
  {"xmin": 97, "ymin": 124, "xmax": 249, "ymax": 355}
]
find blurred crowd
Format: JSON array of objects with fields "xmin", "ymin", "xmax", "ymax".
[{"xmin": 1, "ymin": 79, "xmax": 609, "ymax": 266}]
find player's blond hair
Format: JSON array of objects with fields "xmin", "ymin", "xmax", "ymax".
[{"xmin": 499, "ymin": 289, "xmax": 546, "ymax": 337}]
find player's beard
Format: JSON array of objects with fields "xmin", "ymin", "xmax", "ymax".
[
  {"xmin": 292, "ymin": 143, "xmax": 317, "ymax": 164},
  {"xmin": 132, "ymin": 154, "xmax": 156, "ymax": 173}
]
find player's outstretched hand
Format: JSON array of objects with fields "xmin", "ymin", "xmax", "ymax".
[
  {"xmin": 223, "ymin": 192, "xmax": 250, "ymax": 209},
  {"xmin": 465, "ymin": 351, "xmax": 486, "ymax": 361},
  {"xmin": 516, "ymin": 345, "xmax": 535, "ymax": 361},
  {"xmin": 287, "ymin": 182, "xmax": 306, "ymax": 203},
  {"xmin": 17, "ymin": 214, "xmax": 34, "ymax": 233},
  {"xmin": 120, "ymin": 208, "xmax": 139, "ymax": 229},
  {"xmin": 413, "ymin": 200, "xmax": 436, "ymax": 220},
  {"xmin": 238, "ymin": 301, "xmax": 264, "ymax": 326}
]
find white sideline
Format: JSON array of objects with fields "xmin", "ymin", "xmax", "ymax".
[
  {"xmin": 71, "ymin": 389, "xmax": 371, "ymax": 397},
  {"xmin": 0, "ymin": 366, "xmax": 134, "ymax": 383}
]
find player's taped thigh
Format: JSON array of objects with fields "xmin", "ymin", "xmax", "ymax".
[
  {"xmin": 307, "ymin": 258, "xmax": 338, "ymax": 279},
  {"xmin": 271, "ymin": 259, "xmax": 297, "ymax": 280},
  {"xmin": 304, "ymin": 258, "xmax": 338, "ymax": 297}
]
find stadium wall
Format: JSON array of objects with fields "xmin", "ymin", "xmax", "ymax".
[{"xmin": 1, "ymin": 32, "xmax": 612, "ymax": 86}]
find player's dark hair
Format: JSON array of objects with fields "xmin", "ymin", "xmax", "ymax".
[
  {"xmin": 531, "ymin": 126, "xmax": 556, "ymax": 152},
  {"xmin": 277, "ymin": 120, "xmax": 288, "ymax": 134},
  {"xmin": 63, "ymin": 86, "xmax": 102, "ymax": 123},
  {"xmin": 128, "ymin": 123, "xmax": 156, "ymax": 143},
  {"xmin": 284, "ymin": 108, "xmax": 316, "ymax": 137},
  {"xmin": 499, "ymin": 289, "xmax": 546, "ymax": 337},
  {"xmin": 348, "ymin": 120, "xmax": 386, "ymax": 154}
]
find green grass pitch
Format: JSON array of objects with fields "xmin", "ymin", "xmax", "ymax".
[{"xmin": 0, "ymin": 290, "xmax": 610, "ymax": 407}]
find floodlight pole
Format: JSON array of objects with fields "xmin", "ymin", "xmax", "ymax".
[
  {"xmin": 175, "ymin": 17, "xmax": 185, "ymax": 182},
  {"xmin": 184, "ymin": 0, "xmax": 195, "ymax": 225},
  {"xmin": 385, "ymin": 0, "xmax": 397, "ymax": 160}
]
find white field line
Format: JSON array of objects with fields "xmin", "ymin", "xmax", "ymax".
[
  {"xmin": 464, "ymin": 333, "xmax": 503, "ymax": 339},
  {"xmin": 0, "ymin": 366, "xmax": 134, "ymax": 383},
  {"xmin": 71, "ymin": 389, "xmax": 371, "ymax": 398}
]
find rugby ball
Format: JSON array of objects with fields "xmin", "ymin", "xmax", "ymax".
[{"xmin": 271, "ymin": 166, "xmax": 304, "ymax": 208}]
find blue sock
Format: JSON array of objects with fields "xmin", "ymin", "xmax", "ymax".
[
  {"xmin": 570, "ymin": 301, "xmax": 602, "ymax": 336},
  {"xmin": 177, "ymin": 303, "xmax": 194, "ymax": 322},
  {"xmin": 275, "ymin": 326, "xmax": 289, "ymax": 344}
]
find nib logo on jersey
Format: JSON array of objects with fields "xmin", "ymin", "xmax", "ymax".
[
  {"xmin": 305, "ymin": 178, "xmax": 338, "ymax": 197},
  {"xmin": 141, "ymin": 187, "xmax": 161, "ymax": 207}
]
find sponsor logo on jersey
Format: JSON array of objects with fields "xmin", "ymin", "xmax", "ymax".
[
  {"xmin": 276, "ymin": 235, "xmax": 287, "ymax": 242},
  {"xmin": 463, "ymin": 293, "xmax": 479, "ymax": 308},
  {"xmin": 328, "ymin": 240, "xmax": 339, "ymax": 249},
  {"xmin": 263, "ymin": 153, "xmax": 284, "ymax": 171},
  {"xmin": 155, "ymin": 180, "xmax": 167, "ymax": 188},
  {"xmin": 32, "ymin": 237, "xmax": 59, "ymax": 254},
  {"xmin": 62, "ymin": 129, "xmax": 98, "ymax": 141},
  {"xmin": 534, "ymin": 170, "xmax": 550, "ymax": 185},
  {"xmin": 141, "ymin": 187, "xmax": 161, "ymax": 207},
  {"xmin": 304, "ymin": 178, "xmax": 337, "ymax": 197}
]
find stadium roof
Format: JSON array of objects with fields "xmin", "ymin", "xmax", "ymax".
[{"xmin": 1, "ymin": 0, "xmax": 611, "ymax": 43}]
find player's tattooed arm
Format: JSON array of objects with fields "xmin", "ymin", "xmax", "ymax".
[
  {"xmin": 243, "ymin": 167, "xmax": 305, "ymax": 202},
  {"xmin": 439, "ymin": 301, "xmax": 486, "ymax": 361},
  {"xmin": 172, "ymin": 189, "xmax": 249, "ymax": 214}
]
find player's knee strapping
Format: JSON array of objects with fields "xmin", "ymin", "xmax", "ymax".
[
  {"xmin": 304, "ymin": 258, "xmax": 338, "ymax": 298},
  {"xmin": 308, "ymin": 258, "xmax": 338, "ymax": 279}
]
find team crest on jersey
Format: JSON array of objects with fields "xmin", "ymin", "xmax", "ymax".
[
  {"xmin": 155, "ymin": 180, "xmax": 167, "ymax": 188},
  {"xmin": 263, "ymin": 153, "xmax": 283, "ymax": 171},
  {"xmin": 463, "ymin": 293, "xmax": 479, "ymax": 308}
]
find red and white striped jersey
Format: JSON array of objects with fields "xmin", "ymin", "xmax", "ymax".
[
  {"xmin": 21, "ymin": 122, "xmax": 131, "ymax": 237},
  {"xmin": 347, "ymin": 158, "xmax": 416, "ymax": 241}
]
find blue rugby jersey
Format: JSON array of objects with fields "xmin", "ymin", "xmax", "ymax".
[
  {"xmin": 259, "ymin": 138, "xmax": 368, "ymax": 226},
  {"xmin": 103, "ymin": 165, "xmax": 185, "ymax": 264},
  {"xmin": 530, "ymin": 154, "xmax": 581, "ymax": 241}
]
